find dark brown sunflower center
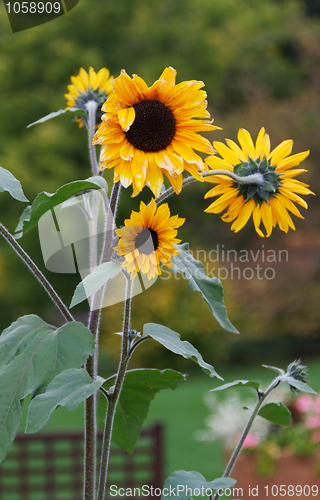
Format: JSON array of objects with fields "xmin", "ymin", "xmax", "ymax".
[
  {"xmin": 125, "ymin": 100, "xmax": 176, "ymax": 153},
  {"xmin": 135, "ymin": 228, "xmax": 159, "ymax": 255}
]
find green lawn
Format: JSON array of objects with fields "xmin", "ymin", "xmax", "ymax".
[{"xmin": 19, "ymin": 358, "xmax": 320, "ymax": 483}]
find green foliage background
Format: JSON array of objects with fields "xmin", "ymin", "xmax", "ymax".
[{"xmin": 0, "ymin": 0, "xmax": 320, "ymax": 371}]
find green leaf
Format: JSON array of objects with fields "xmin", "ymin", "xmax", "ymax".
[
  {"xmin": 0, "ymin": 315, "xmax": 95, "ymax": 463},
  {"xmin": 0, "ymin": 166, "xmax": 29, "ymax": 202},
  {"xmin": 27, "ymin": 108, "xmax": 86, "ymax": 128},
  {"xmin": 26, "ymin": 368, "xmax": 102, "ymax": 433},
  {"xmin": 278, "ymin": 375, "xmax": 316, "ymax": 394},
  {"xmin": 97, "ymin": 369, "xmax": 186, "ymax": 454},
  {"xmin": 161, "ymin": 470, "xmax": 236, "ymax": 500},
  {"xmin": 170, "ymin": 243, "xmax": 238, "ymax": 333},
  {"xmin": 70, "ymin": 262, "xmax": 122, "ymax": 308},
  {"xmin": 14, "ymin": 176, "xmax": 108, "ymax": 238},
  {"xmin": 142, "ymin": 323, "xmax": 222, "ymax": 379},
  {"xmin": 258, "ymin": 402, "xmax": 291, "ymax": 426},
  {"xmin": 210, "ymin": 379, "xmax": 260, "ymax": 392}
]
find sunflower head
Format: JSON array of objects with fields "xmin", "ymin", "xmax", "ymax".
[
  {"xmin": 64, "ymin": 67, "xmax": 113, "ymax": 128},
  {"xmin": 114, "ymin": 198, "xmax": 185, "ymax": 280},
  {"xmin": 93, "ymin": 67, "xmax": 220, "ymax": 197},
  {"xmin": 204, "ymin": 128, "xmax": 314, "ymax": 237}
]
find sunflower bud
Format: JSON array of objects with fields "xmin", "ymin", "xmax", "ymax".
[{"xmin": 286, "ymin": 359, "xmax": 309, "ymax": 393}]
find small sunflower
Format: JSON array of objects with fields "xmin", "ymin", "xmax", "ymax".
[
  {"xmin": 114, "ymin": 198, "xmax": 185, "ymax": 280},
  {"xmin": 93, "ymin": 67, "xmax": 219, "ymax": 197},
  {"xmin": 204, "ymin": 128, "xmax": 314, "ymax": 237},
  {"xmin": 64, "ymin": 67, "xmax": 113, "ymax": 127}
]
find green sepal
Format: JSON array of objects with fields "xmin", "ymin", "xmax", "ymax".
[
  {"xmin": 263, "ymin": 181, "xmax": 276, "ymax": 192},
  {"xmin": 245, "ymin": 184, "xmax": 258, "ymax": 201},
  {"xmin": 259, "ymin": 158, "xmax": 268, "ymax": 173},
  {"xmin": 248, "ymin": 157, "xmax": 259, "ymax": 173}
]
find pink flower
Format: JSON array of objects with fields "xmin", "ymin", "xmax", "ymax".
[
  {"xmin": 238, "ymin": 432, "xmax": 260, "ymax": 449},
  {"xmin": 305, "ymin": 415, "xmax": 320, "ymax": 430},
  {"xmin": 311, "ymin": 430, "xmax": 320, "ymax": 443},
  {"xmin": 314, "ymin": 394, "xmax": 320, "ymax": 415},
  {"xmin": 294, "ymin": 394, "xmax": 313, "ymax": 414}
]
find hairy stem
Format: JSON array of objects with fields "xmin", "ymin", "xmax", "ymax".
[
  {"xmin": 86, "ymin": 100, "xmax": 99, "ymax": 176},
  {"xmin": 97, "ymin": 277, "xmax": 133, "ymax": 500},
  {"xmin": 155, "ymin": 170, "xmax": 264, "ymax": 205},
  {"xmin": 212, "ymin": 379, "xmax": 280, "ymax": 500},
  {"xmin": 0, "ymin": 222, "xmax": 74, "ymax": 322},
  {"xmin": 84, "ymin": 180, "xmax": 121, "ymax": 500}
]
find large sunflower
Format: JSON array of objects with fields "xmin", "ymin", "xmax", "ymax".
[
  {"xmin": 114, "ymin": 198, "xmax": 185, "ymax": 280},
  {"xmin": 64, "ymin": 67, "xmax": 113, "ymax": 127},
  {"xmin": 204, "ymin": 128, "xmax": 314, "ymax": 237},
  {"xmin": 93, "ymin": 67, "xmax": 219, "ymax": 197}
]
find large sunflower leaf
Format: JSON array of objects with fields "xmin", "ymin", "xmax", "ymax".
[
  {"xmin": 161, "ymin": 470, "xmax": 236, "ymax": 500},
  {"xmin": 27, "ymin": 108, "xmax": 86, "ymax": 128},
  {"xmin": 70, "ymin": 262, "xmax": 122, "ymax": 308},
  {"xmin": 170, "ymin": 243, "xmax": 238, "ymax": 333},
  {"xmin": 0, "ymin": 166, "xmax": 28, "ymax": 202},
  {"xmin": 97, "ymin": 368, "xmax": 186, "ymax": 454},
  {"xmin": 0, "ymin": 315, "xmax": 95, "ymax": 464},
  {"xmin": 26, "ymin": 368, "xmax": 102, "ymax": 433},
  {"xmin": 14, "ymin": 176, "xmax": 108, "ymax": 238},
  {"xmin": 142, "ymin": 323, "xmax": 222, "ymax": 379}
]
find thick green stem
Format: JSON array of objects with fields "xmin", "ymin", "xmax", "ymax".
[
  {"xmin": 84, "ymin": 180, "xmax": 121, "ymax": 500},
  {"xmin": 84, "ymin": 354, "xmax": 97, "ymax": 500},
  {"xmin": 0, "ymin": 222, "xmax": 74, "ymax": 323},
  {"xmin": 97, "ymin": 277, "xmax": 133, "ymax": 500},
  {"xmin": 86, "ymin": 100, "xmax": 99, "ymax": 176},
  {"xmin": 155, "ymin": 170, "xmax": 264, "ymax": 205},
  {"xmin": 212, "ymin": 379, "xmax": 280, "ymax": 500}
]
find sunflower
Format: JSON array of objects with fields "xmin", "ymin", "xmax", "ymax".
[
  {"xmin": 114, "ymin": 198, "xmax": 185, "ymax": 280},
  {"xmin": 64, "ymin": 67, "xmax": 113, "ymax": 127},
  {"xmin": 204, "ymin": 128, "xmax": 314, "ymax": 237},
  {"xmin": 92, "ymin": 67, "xmax": 219, "ymax": 197}
]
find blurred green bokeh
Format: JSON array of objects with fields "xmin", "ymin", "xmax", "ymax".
[{"xmin": 0, "ymin": 0, "xmax": 320, "ymax": 371}]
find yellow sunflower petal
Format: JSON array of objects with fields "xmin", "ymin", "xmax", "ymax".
[
  {"xmin": 213, "ymin": 141, "xmax": 241, "ymax": 165},
  {"xmin": 118, "ymin": 107, "xmax": 136, "ymax": 132},
  {"xmin": 275, "ymin": 151, "xmax": 310, "ymax": 172},
  {"xmin": 231, "ymin": 199, "xmax": 255, "ymax": 233},
  {"xmin": 238, "ymin": 129, "xmax": 256, "ymax": 159},
  {"xmin": 269, "ymin": 140, "xmax": 293, "ymax": 165},
  {"xmin": 252, "ymin": 204, "xmax": 265, "ymax": 237},
  {"xmin": 260, "ymin": 201, "xmax": 273, "ymax": 237},
  {"xmin": 225, "ymin": 139, "xmax": 247, "ymax": 162}
]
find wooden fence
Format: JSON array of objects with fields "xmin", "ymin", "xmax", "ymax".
[{"xmin": 0, "ymin": 424, "xmax": 164, "ymax": 500}]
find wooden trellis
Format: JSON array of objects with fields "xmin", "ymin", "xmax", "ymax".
[{"xmin": 0, "ymin": 424, "xmax": 164, "ymax": 500}]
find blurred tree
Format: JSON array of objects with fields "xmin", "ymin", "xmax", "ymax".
[{"xmin": 0, "ymin": 0, "xmax": 319, "ymax": 365}]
